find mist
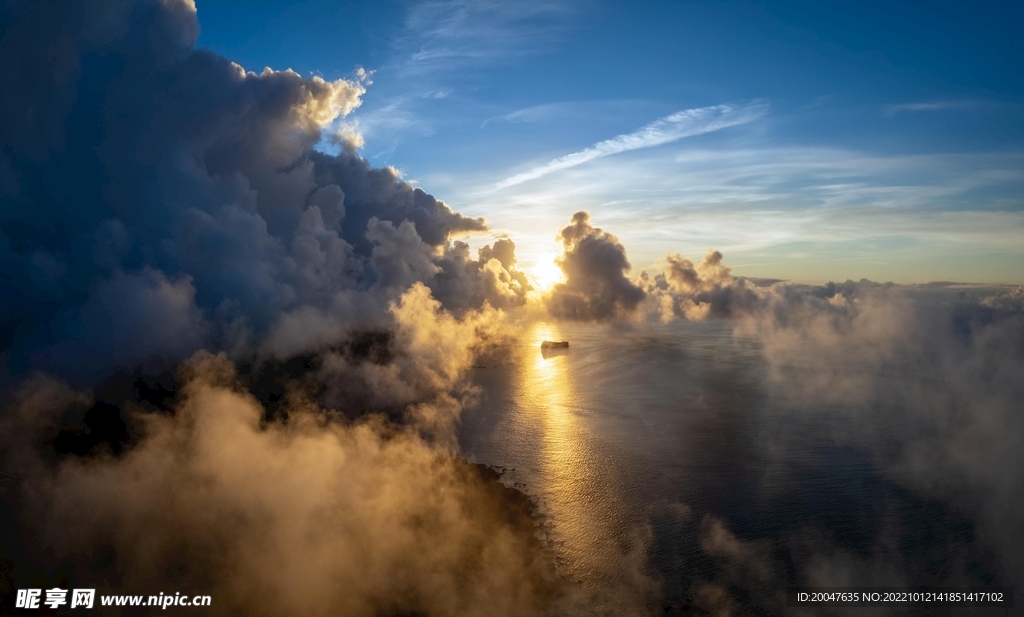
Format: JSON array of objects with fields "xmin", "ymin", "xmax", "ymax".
[{"xmin": 529, "ymin": 211, "xmax": 1024, "ymax": 614}]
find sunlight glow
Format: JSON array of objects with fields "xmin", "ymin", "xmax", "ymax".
[{"xmin": 528, "ymin": 253, "xmax": 565, "ymax": 291}]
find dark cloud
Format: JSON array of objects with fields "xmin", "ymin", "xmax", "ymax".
[
  {"xmin": 0, "ymin": 2, "xmax": 555, "ymax": 615},
  {"xmin": 0, "ymin": 0, "xmax": 516, "ymax": 387},
  {"xmin": 648, "ymin": 249, "xmax": 764, "ymax": 320},
  {"xmin": 546, "ymin": 211, "xmax": 646, "ymax": 321},
  {"xmin": 542, "ymin": 214, "xmax": 763, "ymax": 324},
  {"xmin": 430, "ymin": 239, "xmax": 531, "ymax": 312}
]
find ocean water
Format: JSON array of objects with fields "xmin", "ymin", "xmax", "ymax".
[{"xmin": 459, "ymin": 319, "xmax": 1006, "ymax": 615}]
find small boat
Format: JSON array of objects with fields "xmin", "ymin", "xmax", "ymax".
[{"xmin": 540, "ymin": 340, "xmax": 569, "ymax": 349}]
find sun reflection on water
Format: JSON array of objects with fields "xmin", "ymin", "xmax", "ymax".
[{"xmin": 517, "ymin": 323, "xmax": 642, "ymax": 604}]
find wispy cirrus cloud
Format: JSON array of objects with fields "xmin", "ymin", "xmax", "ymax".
[
  {"xmin": 395, "ymin": 0, "xmax": 571, "ymax": 78},
  {"xmin": 480, "ymin": 99, "xmax": 650, "ymax": 128},
  {"xmin": 481, "ymin": 101, "xmax": 583, "ymax": 128},
  {"xmin": 493, "ymin": 102, "xmax": 768, "ymax": 190},
  {"xmin": 884, "ymin": 99, "xmax": 1002, "ymax": 116},
  {"xmin": 344, "ymin": 0, "xmax": 573, "ymax": 154},
  {"xmin": 439, "ymin": 145, "xmax": 1024, "ymax": 283}
]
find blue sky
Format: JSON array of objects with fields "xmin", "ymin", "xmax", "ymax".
[{"xmin": 197, "ymin": 0, "xmax": 1024, "ymax": 284}]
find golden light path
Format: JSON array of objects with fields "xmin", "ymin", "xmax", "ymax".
[{"xmin": 508, "ymin": 322, "xmax": 650, "ymax": 613}]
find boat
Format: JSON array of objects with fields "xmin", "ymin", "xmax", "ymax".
[{"xmin": 540, "ymin": 340, "xmax": 569, "ymax": 349}]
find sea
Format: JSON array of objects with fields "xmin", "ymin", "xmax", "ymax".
[{"xmin": 459, "ymin": 318, "xmax": 1010, "ymax": 616}]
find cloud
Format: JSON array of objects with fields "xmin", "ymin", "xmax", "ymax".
[
  {"xmin": 724, "ymin": 281, "xmax": 1024, "ymax": 599},
  {"xmin": 625, "ymin": 268, "xmax": 1024, "ymax": 613},
  {"xmin": 542, "ymin": 212, "xmax": 766, "ymax": 324},
  {"xmin": 0, "ymin": 0, "xmax": 520, "ymax": 387},
  {"xmin": 645, "ymin": 250, "xmax": 764, "ymax": 321},
  {"xmin": 2, "ymin": 352, "xmax": 565, "ymax": 617},
  {"xmin": 884, "ymin": 99, "xmax": 1002, "ymax": 116},
  {"xmin": 539, "ymin": 221, "xmax": 1024, "ymax": 595},
  {"xmin": 346, "ymin": 0, "xmax": 574, "ymax": 147},
  {"xmin": 395, "ymin": 0, "xmax": 570, "ymax": 77},
  {"xmin": 481, "ymin": 102, "xmax": 575, "ymax": 127},
  {"xmin": 44, "ymin": 268, "xmax": 210, "ymax": 378},
  {"xmin": 430, "ymin": 238, "xmax": 532, "ymax": 312},
  {"xmin": 479, "ymin": 99, "xmax": 648, "ymax": 128},
  {"xmin": 981, "ymin": 284, "xmax": 1024, "ymax": 310},
  {"xmin": 545, "ymin": 212, "xmax": 646, "ymax": 321},
  {"xmin": 494, "ymin": 102, "xmax": 767, "ymax": 189},
  {"xmin": 696, "ymin": 516, "xmax": 783, "ymax": 614},
  {"xmin": 453, "ymin": 145, "xmax": 1024, "ymax": 284},
  {"xmin": 0, "ymin": 4, "xmax": 568, "ymax": 612}
]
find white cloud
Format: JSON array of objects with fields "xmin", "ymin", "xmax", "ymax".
[
  {"xmin": 883, "ymin": 99, "xmax": 1002, "ymax": 116},
  {"xmin": 481, "ymin": 102, "xmax": 577, "ymax": 127},
  {"xmin": 345, "ymin": 98, "xmax": 434, "ymax": 139},
  {"xmin": 493, "ymin": 102, "xmax": 768, "ymax": 189},
  {"xmin": 429, "ymin": 145, "xmax": 1024, "ymax": 284},
  {"xmin": 395, "ymin": 0, "xmax": 570, "ymax": 78},
  {"xmin": 344, "ymin": 0, "xmax": 573, "ymax": 153},
  {"xmin": 479, "ymin": 99, "xmax": 651, "ymax": 128}
]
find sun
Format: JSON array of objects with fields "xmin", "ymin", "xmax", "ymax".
[{"xmin": 529, "ymin": 254, "xmax": 565, "ymax": 291}]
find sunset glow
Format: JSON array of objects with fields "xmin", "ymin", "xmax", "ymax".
[{"xmin": 527, "ymin": 253, "xmax": 566, "ymax": 291}]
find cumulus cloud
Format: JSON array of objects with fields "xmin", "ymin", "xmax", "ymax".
[
  {"xmin": 313, "ymin": 284, "xmax": 504, "ymax": 418},
  {"xmin": 44, "ymin": 268, "xmax": 210, "ymax": 378},
  {"xmin": 545, "ymin": 212, "xmax": 646, "ymax": 321},
  {"xmin": 0, "ymin": 1, "xmax": 559, "ymax": 614},
  {"xmin": 542, "ymin": 212, "xmax": 764, "ymax": 324},
  {"xmin": 0, "ymin": 0, "xmax": 509, "ymax": 387},
  {"xmin": 980, "ymin": 284, "xmax": 1024, "ymax": 311},
  {"xmin": 644, "ymin": 249, "xmax": 764, "ymax": 321},
  {"xmin": 431, "ymin": 238, "xmax": 532, "ymax": 312}
]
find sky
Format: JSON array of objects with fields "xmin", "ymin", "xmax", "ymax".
[{"xmin": 197, "ymin": 0, "xmax": 1024, "ymax": 284}]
